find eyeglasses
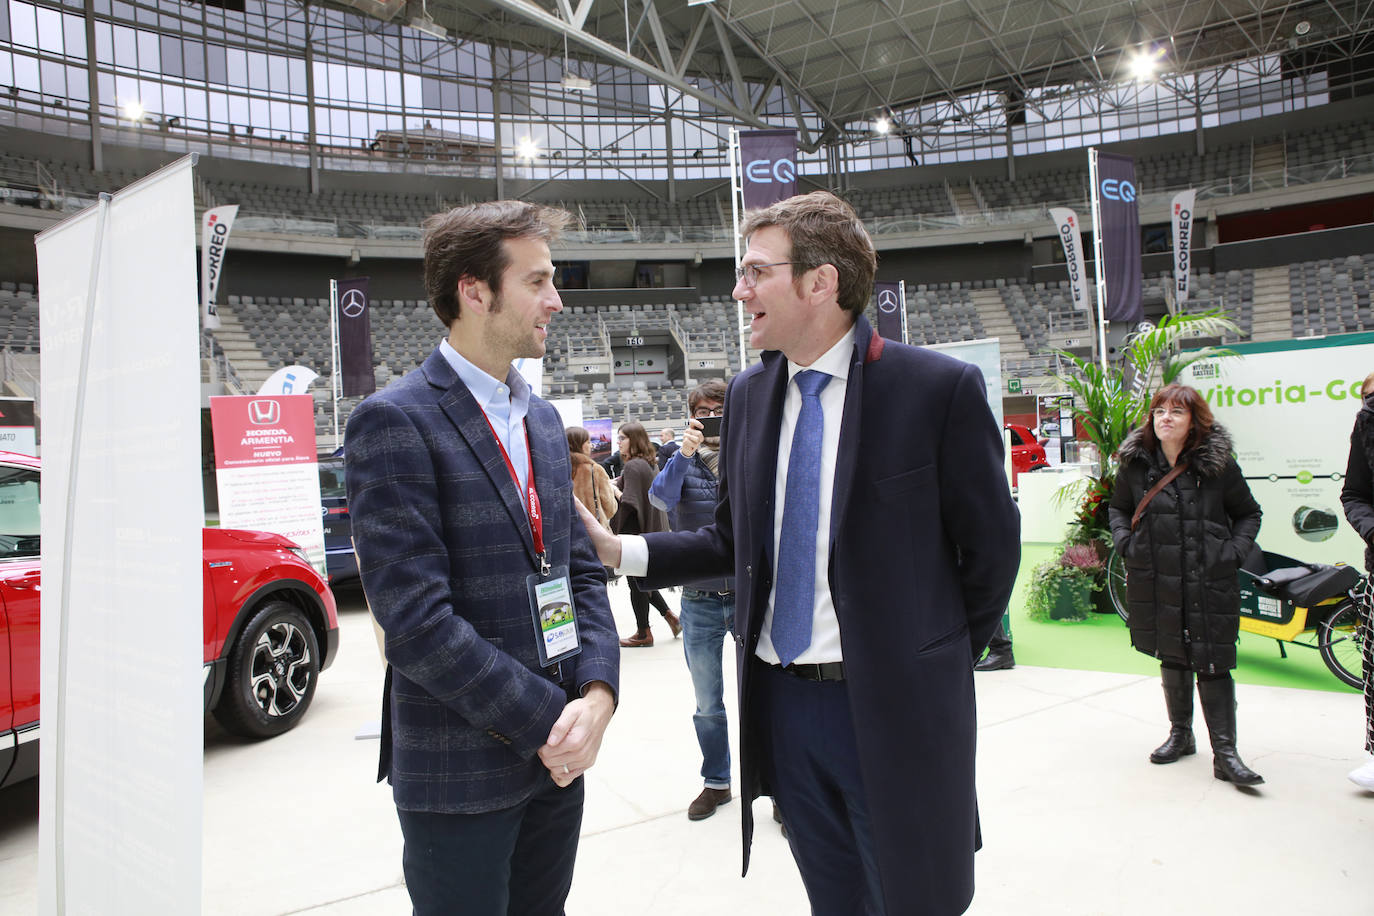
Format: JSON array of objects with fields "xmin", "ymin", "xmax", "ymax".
[
  {"xmin": 734, "ymin": 261, "xmax": 801, "ymax": 288},
  {"xmin": 692, "ymin": 406, "xmax": 724, "ymax": 419},
  {"xmin": 1151, "ymin": 407, "xmax": 1189, "ymax": 419}
]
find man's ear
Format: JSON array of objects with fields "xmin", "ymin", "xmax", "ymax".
[
  {"xmin": 456, "ymin": 275, "xmax": 491, "ymax": 316},
  {"xmin": 809, "ymin": 263, "xmax": 840, "ymax": 303}
]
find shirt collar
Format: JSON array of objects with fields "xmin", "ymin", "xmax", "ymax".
[
  {"xmin": 786, "ymin": 324, "xmax": 857, "ymax": 385},
  {"xmin": 439, "ymin": 338, "xmax": 531, "ymax": 412}
]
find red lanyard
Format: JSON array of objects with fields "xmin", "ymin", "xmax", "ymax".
[{"xmin": 481, "ymin": 414, "xmax": 547, "ymax": 572}]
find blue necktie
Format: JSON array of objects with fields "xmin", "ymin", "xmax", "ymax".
[{"xmin": 772, "ymin": 369, "xmax": 831, "ymax": 667}]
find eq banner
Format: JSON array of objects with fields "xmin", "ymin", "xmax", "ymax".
[
  {"xmin": 1171, "ymin": 188, "xmax": 1197, "ymax": 306},
  {"xmin": 336, "ymin": 276, "xmax": 376, "ymax": 397},
  {"xmin": 201, "ymin": 204, "xmax": 238, "ymax": 330},
  {"xmin": 739, "ymin": 129, "xmax": 797, "ymax": 209},
  {"xmin": 874, "ymin": 280, "xmax": 905, "ymax": 341},
  {"xmin": 1048, "ymin": 207, "xmax": 1091, "ymax": 312},
  {"xmin": 1095, "ymin": 152, "xmax": 1143, "ymax": 324}
]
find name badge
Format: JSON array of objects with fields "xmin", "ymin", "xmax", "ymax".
[{"xmin": 527, "ymin": 565, "xmax": 582, "ymax": 668}]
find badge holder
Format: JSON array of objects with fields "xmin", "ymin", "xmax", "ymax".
[{"xmin": 527, "ymin": 560, "xmax": 582, "ymax": 669}]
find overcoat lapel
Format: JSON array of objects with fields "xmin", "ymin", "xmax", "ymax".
[
  {"xmin": 423, "ymin": 349, "xmax": 539, "ymax": 565},
  {"xmin": 829, "ymin": 317, "xmax": 872, "ymax": 551},
  {"xmin": 746, "ymin": 350, "xmax": 789, "ymax": 572}
]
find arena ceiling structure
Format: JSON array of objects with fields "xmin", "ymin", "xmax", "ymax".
[{"xmin": 327, "ymin": 0, "xmax": 1374, "ymax": 152}]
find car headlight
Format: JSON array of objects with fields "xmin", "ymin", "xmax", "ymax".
[{"xmin": 286, "ymin": 545, "xmax": 310, "ymax": 564}]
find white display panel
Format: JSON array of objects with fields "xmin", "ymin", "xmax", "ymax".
[{"xmin": 35, "ymin": 158, "xmax": 203, "ymax": 914}]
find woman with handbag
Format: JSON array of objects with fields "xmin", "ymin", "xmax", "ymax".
[
  {"xmin": 1108, "ymin": 383, "xmax": 1265, "ymax": 786},
  {"xmin": 567, "ymin": 426, "xmax": 619, "ymax": 528},
  {"xmin": 613, "ymin": 422, "xmax": 680, "ymax": 647},
  {"xmin": 1338, "ymin": 371, "xmax": 1374, "ymax": 790}
]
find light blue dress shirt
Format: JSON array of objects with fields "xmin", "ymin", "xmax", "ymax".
[{"xmin": 440, "ymin": 338, "xmax": 532, "ymax": 496}]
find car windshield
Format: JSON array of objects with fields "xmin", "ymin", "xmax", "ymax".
[
  {"xmin": 0, "ymin": 465, "xmax": 40, "ymax": 559},
  {"xmin": 319, "ymin": 461, "xmax": 346, "ymax": 500}
]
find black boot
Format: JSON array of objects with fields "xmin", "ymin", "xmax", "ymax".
[
  {"xmin": 1150, "ymin": 666, "xmax": 1197, "ymax": 764},
  {"xmin": 1197, "ymin": 676, "xmax": 1264, "ymax": 786},
  {"xmin": 974, "ymin": 648, "xmax": 1015, "ymax": 671}
]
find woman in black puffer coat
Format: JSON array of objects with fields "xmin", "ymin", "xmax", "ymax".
[
  {"xmin": 1338, "ymin": 371, "xmax": 1374, "ymax": 791},
  {"xmin": 1108, "ymin": 383, "xmax": 1265, "ymax": 787}
]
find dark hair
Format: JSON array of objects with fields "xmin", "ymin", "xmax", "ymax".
[
  {"xmin": 1138, "ymin": 383, "xmax": 1215, "ymax": 454},
  {"xmin": 566, "ymin": 425, "xmax": 593, "ymax": 469},
  {"xmin": 421, "ymin": 200, "xmax": 571, "ymax": 327},
  {"xmin": 618, "ymin": 422, "xmax": 656, "ymax": 463},
  {"xmin": 739, "ymin": 191, "xmax": 877, "ymax": 317},
  {"xmin": 1362, "ymin": 371, "xmax": 1374, "ymax": 396},
  {"xmin": 688, "ymin": 378, "xmax": 727, "ymax": 416}
]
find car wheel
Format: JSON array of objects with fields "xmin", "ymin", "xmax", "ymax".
[{"xmin": 213, "ymin": 600, "xmax": 320, "ymax": 739}]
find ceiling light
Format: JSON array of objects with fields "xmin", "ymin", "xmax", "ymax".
[
  {"xmin": 408, "ymin": 15, "xmax": 447, "ymax": 39},
  {"xmin": 1128, "ymin": 46, "xmax": 1165, "ymax": 82},
  {"xmin": 561, "ymin": 74, "xmax": 593, "ymax": 92},
  {"xmin": 516, "ymin": 137, "xmax": 539, "ymax": 161},
  {"xmin": 122, "ymin": 100, "xmax": 144, "ymax": 122},
  {"xmin": 1295, "ymin": 21, "xmax": 1311, "ymax": 36},
  {"xmin": 874, "ymin": 115, "xmax": 891, "ymax": 135}
]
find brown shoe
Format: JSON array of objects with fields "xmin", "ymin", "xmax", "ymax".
[
  {"xmin": 663, "ymin": 611, "xmax": 682, "ymax": 638},
  {"xmin": 687, "ymin": 787, "xmax": 733, "ymax": 821},
  {"xmin": 620, "ymin": 630, "xmax": 653, "ymax": 648}
]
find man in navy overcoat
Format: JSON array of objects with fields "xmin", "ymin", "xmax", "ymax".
[
  {"xmin": 583, "ymin": 191, "xmax": 1019, "ymax": 915},
  {"xmin": 346, "ymin": 201, "xmax": 619, "ymax": 915}
]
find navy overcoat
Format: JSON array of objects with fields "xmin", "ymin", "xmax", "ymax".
[{"xmin": 643, "ymin": 317, "xmax": 1021, "ymax": 915}]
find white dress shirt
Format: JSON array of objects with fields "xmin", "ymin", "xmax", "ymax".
[
  {"xmin": 617, "ymin": 326, "xmax": 855, "ymax": 665},
  {"xmin": 440, "ymin": 338, "xmax": 531, "ymax": 495}
]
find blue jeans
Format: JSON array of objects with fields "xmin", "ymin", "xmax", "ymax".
[{"xmin": 680, "ymin": 588, "xmax": 735, "ymax": 788}]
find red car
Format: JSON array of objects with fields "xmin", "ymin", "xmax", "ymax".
[
  {"xmin": 0, "ymin": 451, "xmax": 339, "ymax": 790},
  {"xmin": 1005, "ymin": 423, "xmax": 1050, "ymax": 484}
]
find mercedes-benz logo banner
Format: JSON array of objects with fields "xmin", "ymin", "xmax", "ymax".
[
  {"xmin": 874, "ymin": 281, "xmax": 904, "ymax": 342},
  {"xmin": 336, "ymin": 276, "xmax": 376, "ymax": 397},
  {"xmin": 1096, "ymin": 151, "xmax": 1143, "ymax": 324},
  {"xmin": 739, "ymin": 129, "xmax": 798, "ymax": 210}
]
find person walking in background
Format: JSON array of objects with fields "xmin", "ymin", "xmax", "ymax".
[
  {"xmin": 648, "ymin": 379, "xmax": 737, "ymax": 820},
  {"xmin": 567, "ymin": 425, "xmax": 619, "ymax": 528},
  {"xmin": 1338, "ymin": 370, "xmax": 1374, "ymax": 791},
  {"xmin": 345, "ymin": 200, "xmax": 619, "ymax": 915},
  {"xmin": 1109, "ymin": 383, "xmax": 1264, "ymax": 787},
  {"xmin": 656, "ymin": 426, "xmax": 680, "ymax": 470},
  {"xmin": 614, "ymin": 421, "xmax": 681, "ymax": 647},
  {"xmin": 578, "ymin": 191, "xmax": 1021, "ymax": 915}
]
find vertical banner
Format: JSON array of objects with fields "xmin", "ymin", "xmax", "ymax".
[
  {"xmin": 336, "ymin": 276, "xmax": 376, "ymax": 397},
  {"xmin": 210, "ymin": 394, "xmax": 327, "ymax": 575},
  {"xmin": 1095, "ymin": 152, "xmax": 1143, "ymax": 324},
  {"xmin": 201, "ymin": 204, "xmax": 238, "ymax": 331},
  {"xmin": 0, "ymin": 397, "xmax": 37, "ymax": 455},
  {"xmin": 739, "ymin": 129, "xmax": 797, "ymax": 210},
  {"xmin": 1048, "ymin": 208, "xmax": 1092, "ymax": 312},
  {"xmin": 874, "ymin": 281, "xmax": 905, "ymax": 342},
  {"xmin": 258, "ymin": 364, "xmax": 320, "ymax": 396},
  {"xmin": 1171, "ymin": 189, "xmax": 1197, "ymax": 307},
  {"xmin": 36, "ymin": 158, "xmax": 203, "ymax": 914}
]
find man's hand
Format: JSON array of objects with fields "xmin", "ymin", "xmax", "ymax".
[
  {"xmin": 539, "ymin": 682, "xmax": 615, "ymax": 787},
  {"xmin": 574, "ymin": 496, "xmax": 623, "ymax": 568},
  {"xmin": 679, "ymin": 418, "xmax": 705, "ymax": 458}
]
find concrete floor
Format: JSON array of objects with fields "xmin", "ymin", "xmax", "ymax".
[{"xmin": 1, "ymin": 579, "xmax": 1370, "ymax": 915}]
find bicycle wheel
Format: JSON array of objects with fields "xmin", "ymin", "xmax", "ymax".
[
  {"xmin": 1317, "ymin": 600, "xmax": 1366, "ymax": 690},
  {"xmin": 1106, "ymin": 548, "xmax": 1129, "ymax": 623}
]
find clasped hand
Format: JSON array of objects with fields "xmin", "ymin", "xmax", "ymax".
[{"xmin": 539, "ymin": 682, "xmax": 615, "ymax": 788}]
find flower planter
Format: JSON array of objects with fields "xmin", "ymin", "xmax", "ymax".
[{"xmin": 1049, "ymin": 578, "xmax": 1093, "ymax": 620}]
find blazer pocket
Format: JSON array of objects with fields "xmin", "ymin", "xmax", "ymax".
[
  {"xmin": 917, "ymin": 623, "xmax": 969, "ymax": 656},
  {"xmin": 874, "ymin": 463, "xmax": 935, "ymax": 496}
]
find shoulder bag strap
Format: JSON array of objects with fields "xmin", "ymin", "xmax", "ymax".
[{"xmin": 1131, "ymin": 460, "xmax": 1189, "ymax": 530}]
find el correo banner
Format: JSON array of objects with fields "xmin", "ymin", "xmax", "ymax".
[
  {"xmin": 1180, "ymin": 333, "xmax": 1374, "ymax": 565},
  {"xmin": 1048, "ymin": 208, "xmax": 1091, "ymax": 312},
  {"xmin": 1171, "ymin": 189, "xmax": 1196, "ymax": 305},
  {"xmin": 201, "ymin": 204, "xmax": 238, "ymax": 331},
  {"xmin": 258, "ymin": 364, "xmax": 320, "ymax": 396},
  {"xmin": 739, "ymin": 129, "xmax": 797, "ymax": 210},
  {"xmin": 210, "ymin": 394, "xmax": 327, "ymax": 575}
]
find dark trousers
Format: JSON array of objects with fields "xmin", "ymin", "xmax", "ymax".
[
  {"xmin": 396, "ymin": 775, "xmax": 584, "ymax": 916},
  {"xmin": 627, "ymin": 578, "xmax": 671, "ymax": 631},
  {"xmin": 753, "ymin": 660, "xmax": 884, "ymax": 915},
  {"xmin": 986, "ymin": 620, "xmax": 1011, "ymax": 652}
]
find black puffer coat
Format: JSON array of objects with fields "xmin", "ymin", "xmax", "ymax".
[
  {"xmin": 1108, "ymin": 422, "xmax": 1262, "ymax": 673},
  {"xmin": 1339, "ymin": 406, "xmax": 1374, "ymax": 573}
]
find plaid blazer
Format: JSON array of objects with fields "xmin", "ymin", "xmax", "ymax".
[{"xmin": 345, "ymin": 347, "xmax": 619, "ymax": 813}]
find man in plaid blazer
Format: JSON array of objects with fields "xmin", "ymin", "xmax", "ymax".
[{"xmin": 345, "ymin": 201, "xmax": 619, "ymax": 915}]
